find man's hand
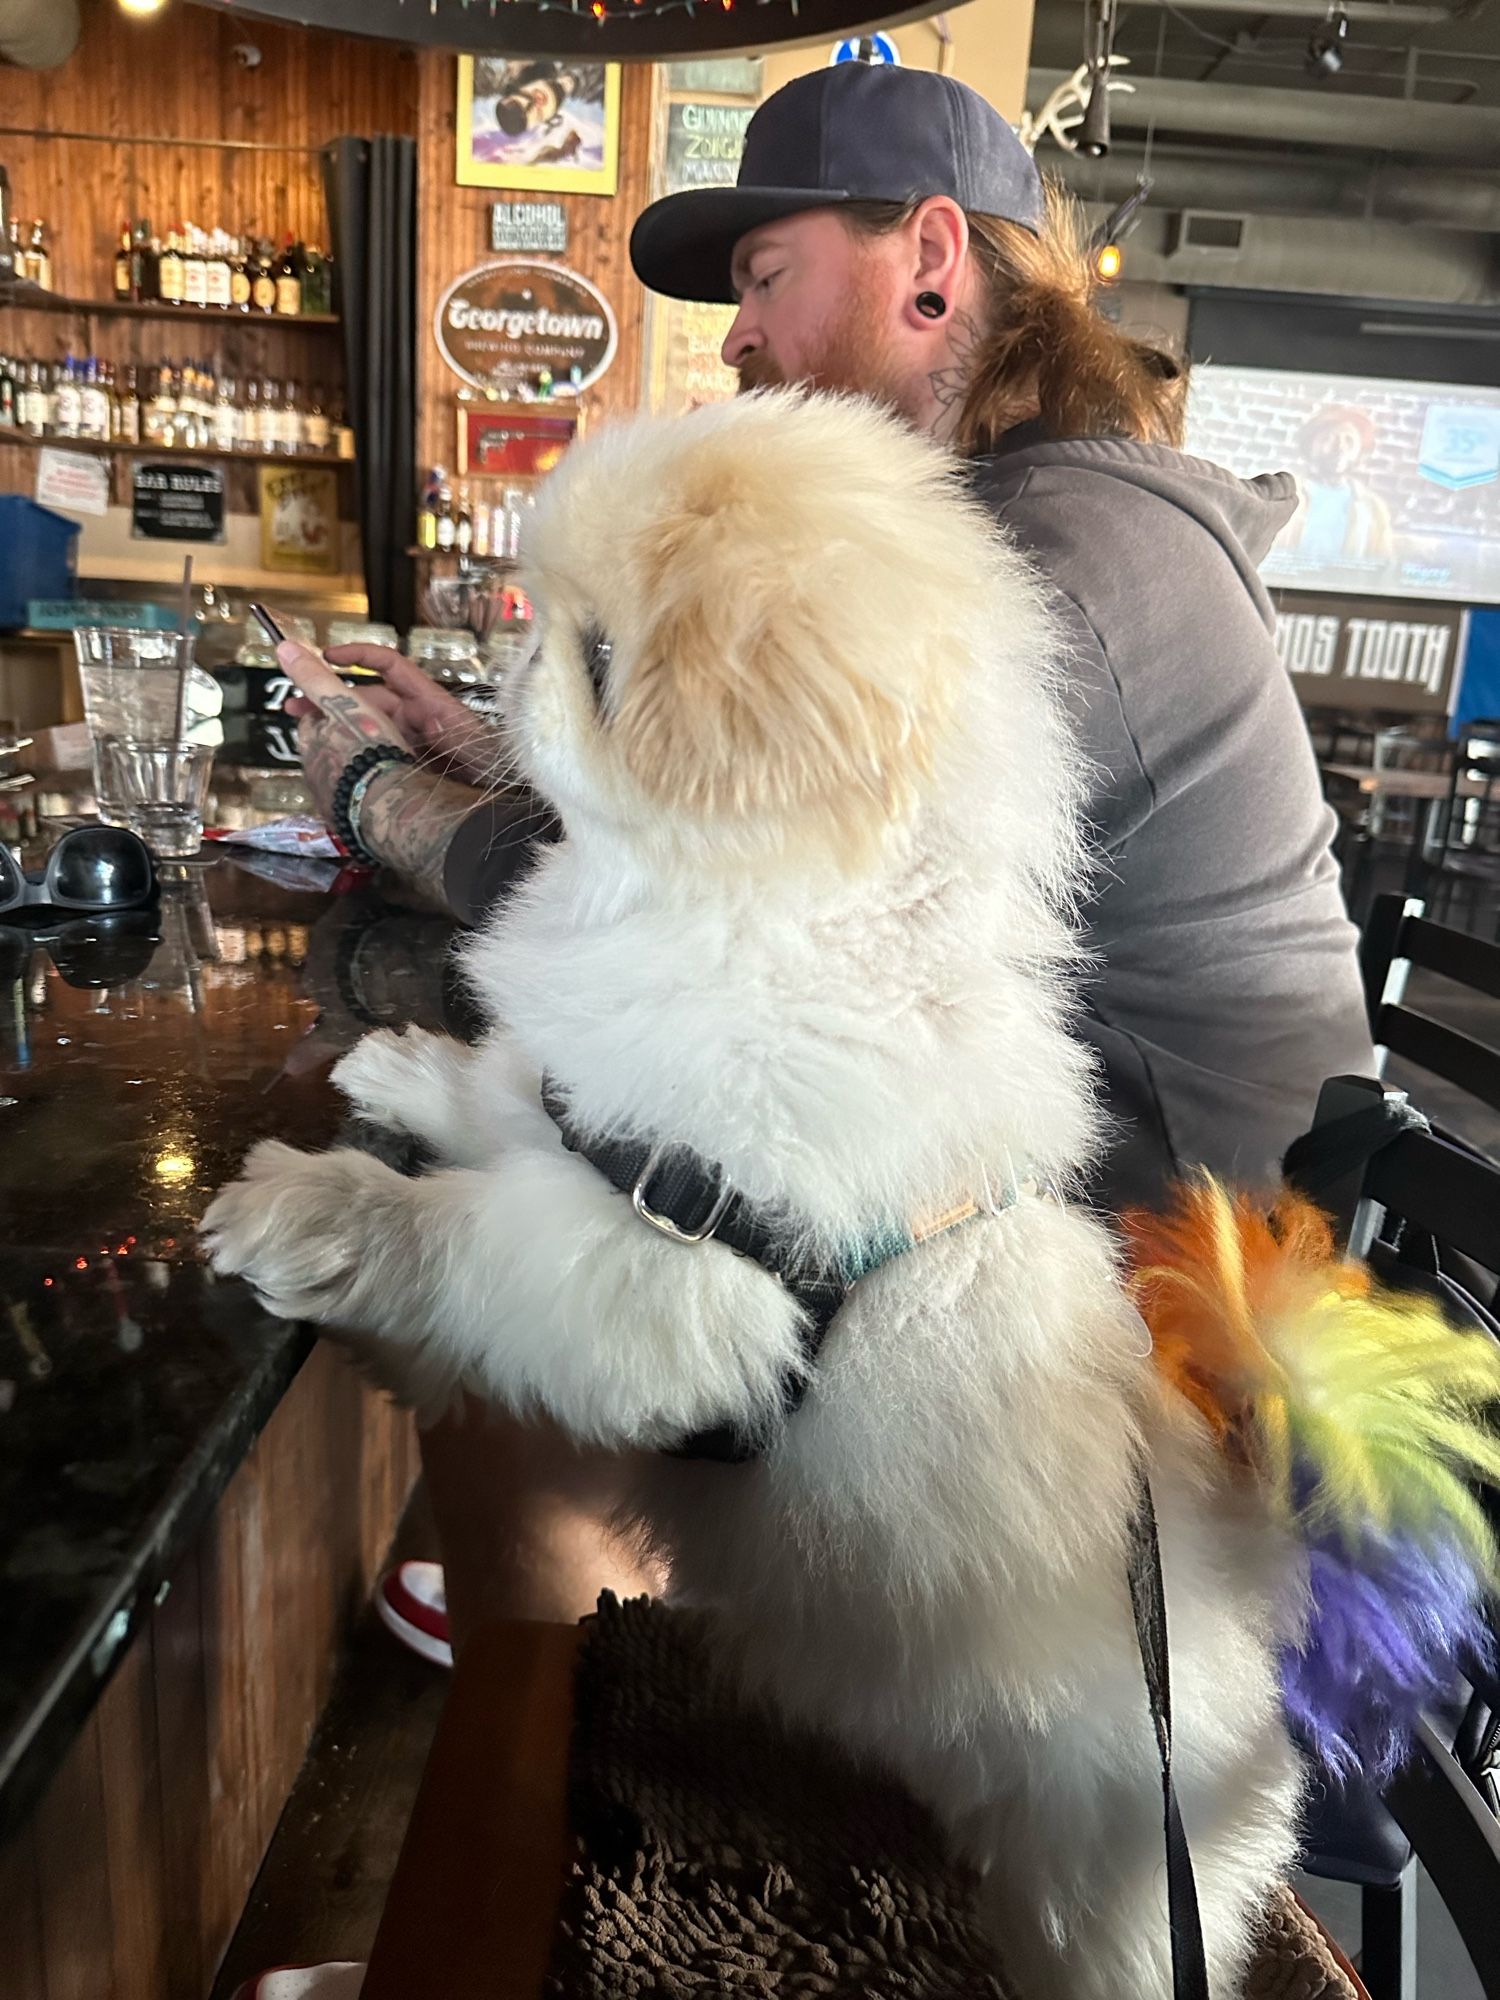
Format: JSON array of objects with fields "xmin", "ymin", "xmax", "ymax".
[
  {"xmin": 276, "ymin": 638, "xmax": 489, "ymax": 912},
  {"xmin": 285, "ymin": 642, "xmax": 502, "ymax": 788},
  {"xmin": 275, "ymin": 640, "xmax": 415, "ymax": 825}
]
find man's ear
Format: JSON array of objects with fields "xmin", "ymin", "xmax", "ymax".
[{"xmin": 901, "ymin": 197, "xmax": 970, "ymax": 332}]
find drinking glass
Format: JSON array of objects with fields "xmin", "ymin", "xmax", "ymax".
[
  {"xmin": 74, "ymin": 628, "xmax": 195, "ymax": 823},
  {"xmin": 99, "ymin": 739, "xmax": 215, "ymax": 858}
]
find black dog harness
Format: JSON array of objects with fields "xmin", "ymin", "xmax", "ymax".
[{"xmin": 540, "ymin": 1081, "xmax": 993, "ymax": 1461}]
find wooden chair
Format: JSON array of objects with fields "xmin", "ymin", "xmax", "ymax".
[{"xmin": 1286, "ymin": 1073, "xmax": 1500, "ymax": 1998}]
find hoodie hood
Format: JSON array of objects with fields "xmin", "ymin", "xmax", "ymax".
[{"xmin": 971, "ymin": 426, "xmax": 1298, "ymax": 601}]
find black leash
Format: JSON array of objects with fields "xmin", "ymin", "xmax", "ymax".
[{"xmin": 1127, "ymin": 1475, "xmax": 1211, "ymax": 2000}]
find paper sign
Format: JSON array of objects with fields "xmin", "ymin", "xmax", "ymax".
[{"xmin": 35, "ymin": 447, "xmax": 110, "ymax": 519}]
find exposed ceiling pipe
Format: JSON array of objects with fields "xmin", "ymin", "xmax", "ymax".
[
  {"xmin": 0, "ymin": 0, "xmax": 80, "ymax": 68},
  {"xmin": 1054, "ymin": 145, "xmax": 1500, "ymax": 232},
  {"xmin": 1124, "ymin": 0, "xmax": 1453, "ymax": 21},
  {"xmin": 1028, "ymin": 67, "xmax": 1500, "ymax": 161}
]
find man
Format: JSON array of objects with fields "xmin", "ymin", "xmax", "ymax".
[
  {"xmin": 274, "ymin": 60, "xmax": 1372, "ymax": 1664},
  {"xmin": 296, "ymin": 60, "xmax": 1372, "ymax": 1211}
]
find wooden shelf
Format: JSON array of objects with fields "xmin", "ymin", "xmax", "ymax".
[
  {"xmin": 0, "ymin": 282, "xmax": 339, "ymax": 328},
  {"xmin": 0, "ymin": 431, "xmax": 351, "ymax": 467}
]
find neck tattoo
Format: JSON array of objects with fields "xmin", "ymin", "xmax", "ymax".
[{"xmin": 927, "ymin": 307, "xmax": 982, "ymax": 436}]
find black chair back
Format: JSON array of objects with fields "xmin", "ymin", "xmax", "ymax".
[
  {"xmin": 1360, "ymin": 894, "xmax": 1500, "ymax": 1120},
  {"xmin": 1285, "ymin": 1073, "xmax": 1500, "ymax": 1997}
]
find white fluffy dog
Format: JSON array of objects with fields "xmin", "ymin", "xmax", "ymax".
[{"xmin": 202, "ymin": 392, "xmax": 1301, "ymax": 1998}]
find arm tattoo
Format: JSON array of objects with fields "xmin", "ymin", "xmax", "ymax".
[
  {"xmin": 356, "ymin": 763, "xmax": 480, "ymax": 913},
  {"xmin": 928, "ymin": 306, "xmax": 983, "ymax": 415}
]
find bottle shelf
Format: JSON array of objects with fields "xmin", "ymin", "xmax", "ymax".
[
  {"xmin": 0, "ymin": 430, "xmax": 351, "ymax": 467},
  {"xmin": 0, "ymin": 281, "xmax": 339, "ymax": 327}
]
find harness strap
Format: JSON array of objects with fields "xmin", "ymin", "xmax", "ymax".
[
  {"xmin": 540, "ymin": 1080, "xmax": 993, "ymax": 1462},
  {"xmin": 1127, "ymin": 1474, "xmax": 1211, "ymax": 2000}
]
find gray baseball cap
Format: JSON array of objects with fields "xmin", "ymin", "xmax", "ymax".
[{"xmin": 630, "ymin": 63, "xmax": 1043, "ymax": 306}]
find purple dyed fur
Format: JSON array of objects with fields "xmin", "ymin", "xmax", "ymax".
[{"xmin": 1280, "ymin": 1527, "xmax": 1493, "ymax": 1785}]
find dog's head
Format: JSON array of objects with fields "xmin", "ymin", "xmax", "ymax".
[{"xmin": 505, "ymin": 391, "xmax": 1001, "ymax": 870}]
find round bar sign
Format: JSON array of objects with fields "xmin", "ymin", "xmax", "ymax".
[{"xmin": 435, "ymin": 259, "xmax": 618, "ymax": 397}]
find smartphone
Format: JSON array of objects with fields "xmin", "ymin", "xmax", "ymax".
[{"xmin": 248, "ymin": 602, "xmax": 287, "ymax": 648}]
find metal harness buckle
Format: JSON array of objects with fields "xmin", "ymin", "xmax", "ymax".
[{"xmin": 631, "ymin": 1144, "xmax": 733, "ymax": 1245}]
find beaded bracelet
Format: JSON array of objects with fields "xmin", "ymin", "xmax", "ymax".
[{"xmin": 329, "ymin": 745, "xmax": 415, "ymax": 863}]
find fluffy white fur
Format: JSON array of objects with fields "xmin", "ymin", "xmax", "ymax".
[{"xmin": 202, "ymin": 392, "xmax": 1302, "ymax": 1998}]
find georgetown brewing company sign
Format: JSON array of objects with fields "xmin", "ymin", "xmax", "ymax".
[{"xmin": 435, "ymin": 259, "xmax": 617, "ymax": 398}]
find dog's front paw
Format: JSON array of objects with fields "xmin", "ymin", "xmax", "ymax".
[
  {"xmin": 199, "ymin": 1139, "xmax": 402, "ymax": 1326},
  {"xmin": 331, "ymin": 1025, "xmax": 453, "ymax": 1135}
]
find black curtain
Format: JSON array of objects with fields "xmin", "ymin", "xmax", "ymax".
[{"xmin": 321, "ymin": 136, "xmax": 418, "ymax": 636}]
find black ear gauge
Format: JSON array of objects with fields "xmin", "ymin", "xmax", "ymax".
[{"xmin": 916, "ymin": 291, "xmax": 948, "ymax": 320}]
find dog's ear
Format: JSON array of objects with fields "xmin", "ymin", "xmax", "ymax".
[{"xmin": 613, "ymin": 431, "xmax": 953, "ymax": 855}]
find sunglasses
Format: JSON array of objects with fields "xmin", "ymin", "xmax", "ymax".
[{"xmin": 0, "ymin": 825, "xmax": 157, "ymax": 917}]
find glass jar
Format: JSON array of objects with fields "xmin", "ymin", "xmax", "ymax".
[{"xmin": 407, "ymin": 626, "xmax": 485, "ymax": 688}]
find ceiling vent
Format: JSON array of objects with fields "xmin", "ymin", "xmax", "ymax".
[{"xmin": 1170, "ymin": 211, "xmax": 1251, "ymax": 257}]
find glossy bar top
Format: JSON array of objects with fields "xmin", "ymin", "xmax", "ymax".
[{"xmin": 0, "ymin": 775, "xmax": 464, "ymax": 1839}]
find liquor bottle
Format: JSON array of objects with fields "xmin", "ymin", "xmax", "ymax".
[
  {"xmin": 250, "ymin": 240, "xmax": 276, "ymax": 314},
  {"xmin": 0, "ymin": 355, "xmax": 15, "ymax": 429},
  {"xmin": 240, "ymin": 376, "xmax": 260, "ymax": 449},
  {"xmin": 455, "ymin": 481, "xmax": 474, "ymax": 558},
  {"xmin": 257, "ymin": 375, "xmax": 281, "ymax": 451},
  {"xmin": 300, "ymin": 244, "xmax": 330, "ymax": 316},
  {"xmin": 132, "ymin": 220, "xmax": 158, "ymax": 303},
  {"xmin": 205, "ymin": 230, "xmax": 232, "ymax": 310},
  {"xmin": 229, "ymin": 236, "xmax": 251, "ymax": 312},
  {"xmin": 0, "ymin": 167, "xmax": 14, "ymax": 284},
  {"xmin": 159, "ymin": 229, "xmax": 185, "ymax": 306},
  {"xmin": 212, "ymin": 373, "xmax": 238, "ymax": 452},
  {"xmin": 53, "ymin": 357, "xmax": 81, "ymax": 439},
  {"xmin": 280, "ymin": 379, "xmax": 303, "ymax": 453},
  {"xmin": 79, "ymin": 357, "xmax": 110, "ymax": 442},
  {"xmin": 417, "ymin": 470, "xmax": 439, "ymax": 551},
  {"xmin": 472, "ymin": 494, "xmax": 492, "ymax": 559},
  {"xmin": 20, "ymin": 360, "xmax": 47, "ymax": 437},
  {"xmin": 303, "ymin": 381, "xmax": 330, "ymax": 454},
  {"xmin": 183, "ymin": 225, "xmax": 207, "ymax": 309},
  {"xmin": 116, "ymin": 364, "xmax": 141, "ymax": 445},
  {"xmin": 144, "ymin": 364, "xmax": 175, "ymax": 447},
  {"xmin": 114, "ymin": 226, "xmax": 133, "ymax": 302},
  {"xmin": 331, "ymin": 396, "xmax": 355, "ymax": 460},
  {"xmin": 274, "ymin": 237, "xmax": 302, "ymax": 316},
  {"xmin": 434, "ymin": 476, "xmax": 457, "ymax": 553},
  {"xmin": 23, "ymin": 221, "xmax": 51, "ymax": 292}
]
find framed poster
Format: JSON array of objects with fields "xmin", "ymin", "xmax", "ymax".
[
  {"xmin": 457, "ymin": 57, "xmax": 620, "ymax": 196},
  {"xmin": 259, "ymin": 465, "xmax": 340, "ymax": 575},
  {"xmin": 459, "ymin": 404, "xmax": 579, "ymax": 479}
]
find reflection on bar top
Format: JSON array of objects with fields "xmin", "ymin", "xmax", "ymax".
[{"xmin": 0, "ymin": 803, "xmax": 470, "ymax": 1842}]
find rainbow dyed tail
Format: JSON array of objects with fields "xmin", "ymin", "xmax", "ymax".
[{"xmin": 1124, "ymin": 1180, "xmax": 1500, "ymax": 1784}]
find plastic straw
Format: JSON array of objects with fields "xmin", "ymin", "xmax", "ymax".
[{"xmin": 176, "ymin": 556, "xmax": 193, "ymax": 743}]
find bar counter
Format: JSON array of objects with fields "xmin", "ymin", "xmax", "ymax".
[{"xmin": 1, "ymin": 772, "xmax": 448, "ymax": 1972}]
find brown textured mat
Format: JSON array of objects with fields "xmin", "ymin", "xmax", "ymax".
[{"xmin": 546, "ymin": 1595, "xmax": 1361, "ymax": 2000}]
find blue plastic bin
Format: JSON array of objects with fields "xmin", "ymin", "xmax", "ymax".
[{"xmin": 0, "ymin": 497, "xmax": 81, "ymax": 631}]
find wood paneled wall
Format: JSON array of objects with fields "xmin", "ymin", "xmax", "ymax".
[
  {"xmin": 0, "ymin": 0, "xmax": 418, "ymax": 303},
  {"xmin": 0, "ymin": 1343, "xmax": 421, "ymax": 2000},
  {"xmin": 414, "ymin": 52, "xmax": 658, "ymax": 482},
  {"xmin": 0, "ymin": 0, "xmax": 418, "ymax": 524}
]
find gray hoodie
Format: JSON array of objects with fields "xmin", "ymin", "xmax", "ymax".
[{"xmin": 971, "ymin": 426, "xmax": 1375, "ymax": 1209}]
